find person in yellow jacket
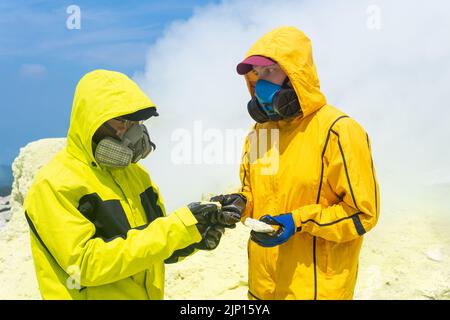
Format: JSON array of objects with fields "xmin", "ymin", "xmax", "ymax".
[
  {"xmin": 23, "ymin": 69, "xmax": 240, "ymax": 300},
  {"xmin": 212, "ymin": 26, "xmax": 380, "ymax": 300}
]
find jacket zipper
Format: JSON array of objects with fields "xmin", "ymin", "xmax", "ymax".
[{"xmin": 107, "ymin": 170, "xmax": 138, "ymax": 227}]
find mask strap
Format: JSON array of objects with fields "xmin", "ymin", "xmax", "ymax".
[
  {"xmin": 281, "ymin": 76, "xmax": 291, "ymax": 89},
  {"xmin": 92, "ymin": 122, "xmax": 121, "ymax": 145}
]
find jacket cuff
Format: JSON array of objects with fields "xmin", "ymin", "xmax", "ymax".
[
  {"xmin": 291, "ymin": 208, "xmax": 305, "ymax": 232},
  {"xmin": 173, "ymin": 206, "xmax": 202, "ymax": 243}
]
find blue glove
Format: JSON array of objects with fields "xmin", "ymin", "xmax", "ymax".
[{"xmin": 250, "ymin": 213, "xmax": 296, "ymax": 247}]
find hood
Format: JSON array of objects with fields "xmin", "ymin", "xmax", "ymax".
[
  {"xmin": 67, "ymin": 69, "xmax": 155, "ymax": 167},
  {"xmin": 244, "ymin": 26, "xmax": 327, "ymax": 119}
]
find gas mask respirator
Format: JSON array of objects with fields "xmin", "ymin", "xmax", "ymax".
[
  {"xmin": 94, "ymin": 123, "xmax": 156, "ymax": 168},
  {"xmin": 247, "ymin": 79, "xmax": 302, "ymax": 123}
]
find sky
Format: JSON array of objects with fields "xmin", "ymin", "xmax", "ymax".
[
  {"xmin": 0, "ymin": 0, "xmax": 219, "ymax": 168},
  {"xmin": 1, "ymin": 0, "xmax": 450, "ymax": 217}
]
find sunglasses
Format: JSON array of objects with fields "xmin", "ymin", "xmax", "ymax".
[{"xmin": 113, "ymin": 117, "xmax": 144, "ymax": 129}]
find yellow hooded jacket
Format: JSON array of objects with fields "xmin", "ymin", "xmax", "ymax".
[
  {"xmin": 239, "ymin": 27, "xmax": 380, "ymax": 300},
  {"xmin": 23, "ymin": 70, "xmax": 202, "ymax": 299}
]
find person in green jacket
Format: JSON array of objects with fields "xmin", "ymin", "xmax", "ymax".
[{"xmin": 23, "ymin": 69, "xmax": 242, "ymax": 300}]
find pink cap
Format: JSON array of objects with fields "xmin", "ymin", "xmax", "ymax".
[{"xmin": 236, "ymin": 55, "xmax": 276, "ymax": 75}]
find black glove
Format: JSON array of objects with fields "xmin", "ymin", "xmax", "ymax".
[
  {"xmin": 164, "ymin": 223, "xmax": 225, "ymax": 264},
  {"xmin": 164, "ymin": 244, "xmax": 196, "ymax": 264},
  {"xmin": 165, "ymin": 202, "xmax": 228, "ymax": 263},
  {"xmin": 189, "ymin": 201, "xmax": 240, "ymax": 228},
  {"xmin": 210, "ymin": 193, "xmax": 247, "ymax": 222},
  {"xmin": 188, "ymin": 202, "xmax": 229, "ymax": 250},
  {"xmin": 195, "ymin": 223, "xmax": 225, "ymax": 250}
]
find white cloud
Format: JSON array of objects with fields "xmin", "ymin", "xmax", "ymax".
[
  {"xmin": 135, "ymin": 0, "xmax": 450, "ymax": 214},
  {"xmin": 19, "ymin": 63, "xmax": 47, "ymax": 78}
]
